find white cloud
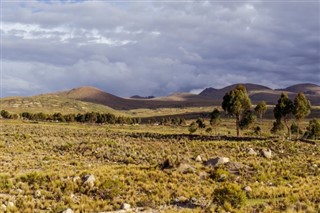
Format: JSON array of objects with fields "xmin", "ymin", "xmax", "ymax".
[{"xmin": 1, "ymin": 0, "xmax": 319, "ymax": 97}]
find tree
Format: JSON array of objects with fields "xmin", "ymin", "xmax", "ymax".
[
  {"xmin": 188, "ymin": 122, "xmax": 197, "ymax": 134},
  {"xmin": 271, "ymin": 119, "xmax": 285, "ymax": 135},
  {"xmin": 304, "ymin": 119, "xmax": 320, "ymax": 140},
  {"xmin": 273, "ymin": 93, "xmax": 294, "ymax": 139},
  {"xmin": 196, "ymin": 118, "xmax": 206, "ymax": 134},
  {"xmin": 210, "ymin": 108, "xmax": 221, "ymax": 135},
  {"xmin": 293, "ymin": 92, "xmax": 311, "ymax": 138},
  {"xmin": 1, "ymin": 110, "xmax": 10, "ymax": 119},
  {"xmin": 255, "ymin": 101, "xmax": 267, "ymax": 123},
  {"xmin": 222, "ymin": 85, "xmax": 252, "ymax": 136},
  {"xmin": 239, "ymin": 110, "xmax": 256, "ymax": 130}
]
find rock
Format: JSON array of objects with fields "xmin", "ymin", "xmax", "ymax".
[
  {"xmin": 199, "ymin": 171, "xmax": 208, "ymax": 180},
  {"xmin": 247, "ymin": 148, "xmax": 257, "ymax": 156},
  {"xmin": 35, "ymin": 190, "xmax": 41, "ymax": 198},
  {"xmin": 1, "ymin": 204, "xmax": 6, "ymax": 211},
  {"xmin": 219, "ymin": 174, "xmax": 227, "ymax": 181},
  {"xmin": 7, "ymin": 202, "xmax": 14, "ymax": 208},
  {"xmin": 262, "ymin": 149, "xmax": 272, "ymax": 159},
  {"xmin": 82, "ymin": 174, "xmax": 96, "ymax": 187},
  {"xmin": 121, "ymin": 203, "xmax": 131, "ymax": 210},
  {"xmin": 62, "ymin": 208, "xmax": 74, "ymax": 213},
  {"xmin": 267, "ymin": 182, "xmax": 273, "ymax": 186},
  {"xmin": 178, "ymin": 163, "xmax": 195, "ymax": 174},
  {"xmin": 17, "ymin": 189, "xmax": 23, "ymax": 194},
  {"xmin": 73, "ymin": 176, "xmax": 80, "ymax": 182},
  {"xmin": 243, "ymin": 186, "xmax": 252, "ymax": 192},
  {"xmin": 286, "ymin": 184, "xmax": 293, "ymax": 188},
  {"xmin": 205, "ymin": 157, "xmax": 229, "ymax": 167},
  {"xmin": 195, "ymin": 155, "xmax": 202, "ymax": 162}
]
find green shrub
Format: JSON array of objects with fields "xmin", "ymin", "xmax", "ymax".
[
  {"xmin": 213, "ymin": 183, "xmax": 246, "ymax": 208},
  {"xmin": 0, "ymin": 174, "xmax": 13, "ymax": 190},
  {"xmin": 209, "ymin": 168, "xmax": 229, "ymax": 182}
]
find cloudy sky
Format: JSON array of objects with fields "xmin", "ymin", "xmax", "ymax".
[{"xmin": 2, "ymin": 0, "xmax": 320, "ymax": 97}]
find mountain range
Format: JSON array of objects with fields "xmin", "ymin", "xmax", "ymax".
[{"xmin": 2, "ymin": 83, "xmax": 320, "ymax": 112}]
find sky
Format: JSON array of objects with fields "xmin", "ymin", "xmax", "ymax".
[{"xmin": 1, "ymin": 0, "xmax": 320, "ymax": 97}]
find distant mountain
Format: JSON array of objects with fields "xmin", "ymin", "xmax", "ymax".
[
  {"xmin": 2, "ymin": 83, "xmax": 319, "ymax": 113},
  {"xmin": 130, "ymin": 95, "xmax": 155, "ymax": 99},
  {"xmin": 199, "ymin": 83, "xmax": 320, "ymax": 105},
  {"xmin": 55, "ymin": 86, "xmax": 215, "ymax": 110},
  {"xmin": 282, "ymin": 83, "xmax": 320, "ymax": 95}
]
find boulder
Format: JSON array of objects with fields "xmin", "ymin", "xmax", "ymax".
[
  {"xmin": 62, "ymin": 208, "xmax": 74, "ymax": 213},
  {"xmin": 82, "ymin": 174, "xmax": 96, "ymax": 187},
  {"xmin": 205, "ymin": 157, "xmax": 229, "ymax": 167},
  {"xmin": 195, "ymin": 155, "xmax": 202, "ymax": 162},
  {"xmin": 261, "ymin": 149, "xmax": 272, "ymax": 159},
  {"xmin": 178, "ymin": 163, "xmax": 195, "ymax": 174},
  {"xmin": 243, "ymin": 186, "xmax": 252, "ymax": 192},
  {"xmin": 7, "ymin": 202, "xmax": 14, "ymax": 208},
  {"xmin": 35, "ymin": 190, "xmax": 41, "ymax": 198},
  {"xmin": 247, "ymin": 148, "xmax": 257, "ymax": 156},
  {"xmin": 121, "ymin": 203, "xmax": 131, "ymax": 210}
]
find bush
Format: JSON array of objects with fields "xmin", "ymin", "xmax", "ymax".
[
  {"xmin": 304, "ymin": 119, "xmax": 320, "ymax": 140},
  {"xmin": 210, "ymin": 168, "xmax": 229, "ymax": 182},
  {"xmin": 213, "ymin": 183, "xmax": 246, "ymax": 208}
]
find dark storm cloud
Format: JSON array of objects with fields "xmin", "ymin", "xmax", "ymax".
[{"xmin": 2, "ymin": 0, "xmax": 319, "ymax": 97}]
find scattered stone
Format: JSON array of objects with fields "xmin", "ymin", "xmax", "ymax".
[
  {"xmin": 1, "ymin": 204, "xmax": 6, "ymax": 211},
  {"xmin": 195, "ymin": 155, "xmax": 202, "ymax": 162},
  {"xmin": 121, "ymin": 203, "xmax": 131, "ymax": 210},
  {"xmin": 247, "ymin": 148, "xmax": 257, "ymax": 156},
  {"xmin": 7, "ymin": 202, "xmax": 14, "ymax": 208},
  {"xmin": 267, "ymin": 182, "xmax": 273, "ymax": 186},
  {"xmin": 286, "ymin": 184, "xmax": 293, "ymax": 188},
  {"xmin": 178, "ymin": 163, "xmax": 195, "ymax": 174},
  {"xmin": 82, "ymin": 174, "xmax": 96, "ymax": 188},
  {"xmin": 219, "ymin": 174, "xmax": 227, "ymax": 181},
  {"xmin": 205, "ymin": 157, "xmax": 229, "ymax": 167},
  {"xmin": 261, "ymin": 149, "xmax": 272, "ymax": 159},
  {"xmin": 16, "ymin": 189, "xmax": 23, "ymax": 194},
  {"xmin": 243, "ymin": 186, "xmax": 252, "ymax": 192},
  {"xmin": 73, "ymin": 176, "xmax": 80, "ymax": 182},
  {"xmin": 199, "ymin": 171, "xmax": 208, "ymax": 180},
  {"xmin": 62, "ymin": 208, "xmax": 74, "ymax": 213},
  {"xmin": 35, "ymin": 190, "xmax": 41, "ymax": 198}
]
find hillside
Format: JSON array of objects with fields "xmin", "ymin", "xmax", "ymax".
[
  {"xmin": 2, "ymin": 83, "xmax": 319, "ymax": 113},
  {"xmin": 56, "ymin": 87, "xmax": 216, "ymax": 110},
  {"xmin": 282, "ymin": 83, "xmax": 320, "ymax": 95},
  {"xmin": 199, "ymin": 83, "xmax": 320, "ymax": 105},
  {"xmin": 0, "ymin": 94, "xmax": 118, "ymax": 114}
]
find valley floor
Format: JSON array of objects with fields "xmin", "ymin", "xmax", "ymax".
[{"xmin": 0, "ymin": 120, "xmax": 319, "ymax": 212}]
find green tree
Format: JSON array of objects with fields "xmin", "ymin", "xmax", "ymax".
[
  {"xmin": 196, "ymin": 118, "xmax": 206, "ymax": 134},
  {"xmin": 255, "ymin": 101, "xmax": 267, "ymax": 123},
  {"xmin": 304, "ymin": 119, "xmax": 320, "ymax": 140},
  {"xmin": 273, "ymin": 93, "xmax": 294, "ymax": 139},
  {"xmin": 293, "ymin": 92, "xmax": 311, "ymax": 138},
  {"xmin": 222, "ymin": 85, "xmax": 252, "ymax": 136},
  {"xmin": 0, "ymin": 110, "xmax": 10, "ymax": 119},
  {"xmin": 188, "ymin": 122, "xmax": 197, "ymax": 134},
  {"xmin": 239, "ymin": 110, "xmax": 256, "ymax": 130},
  {"xmin": 210, "ymin": 108, "xmax": 221, "ymax": 135}
]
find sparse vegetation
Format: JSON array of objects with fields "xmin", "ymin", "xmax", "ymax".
[{"xmin": 0, "ymin": 86, "xmax": 319, "ymax": 212}]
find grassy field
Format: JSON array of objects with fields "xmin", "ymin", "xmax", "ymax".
[{"xmin": 0, "ymin": 118, "xmax": 319, "ymax": 212}]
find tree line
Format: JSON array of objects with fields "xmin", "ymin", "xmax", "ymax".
[{"xmin": 0, "ymin": 111, "xmax": 141, "ymax": 125}]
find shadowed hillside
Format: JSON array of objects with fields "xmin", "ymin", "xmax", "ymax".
[
  {"xmin": 56, "ymin": 86, "xmax": 216, "ymax": 110},
  {"xmin": 199, "ymin": 83, "xmax": 320, "ymax": 105}
]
